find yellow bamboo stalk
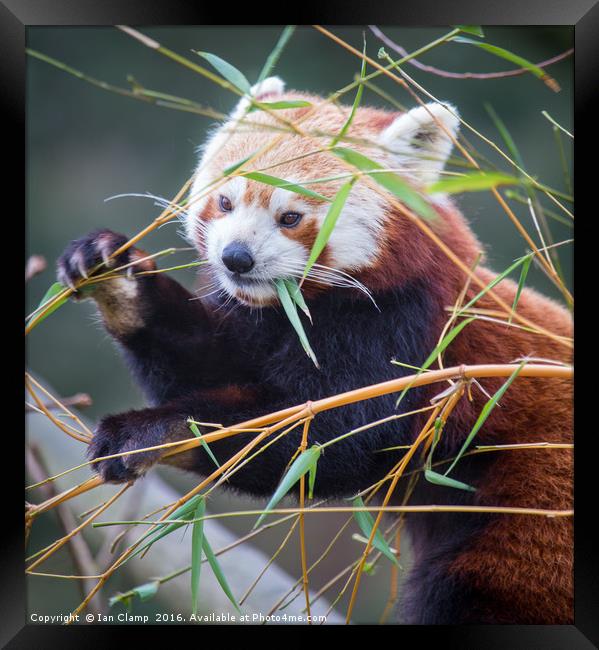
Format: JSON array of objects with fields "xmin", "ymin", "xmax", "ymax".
[
  {"xmin": 345, "ymin": 405, "xmax": 441, "ymax": 622},
  {"xmin": 27, "ymin": 482, "xmax": 130, "ymax": 572},
  {"xmin": 298, "ymin": 416, "xmax": 313, "ymax": 621}
]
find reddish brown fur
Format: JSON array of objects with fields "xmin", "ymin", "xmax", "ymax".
[
  {"xmin": 199, "ymin": 384, "xmax": 259, "ymax": 407},
  {"xmin": 378, "ymin": 200, "xmax": 574, "ymax": 623},
  {"xmin": 198, "ymin": 195, "xmax": 220, "ymax": 222},
  {"xmin": 355, "ymin": 195, "xmax": 572, "ymax": 622},
  {"xmin": 444, "ymin": 268, "xmax": 573, "ymax": 622},
  {"xmin": 243, "ymin": 182, "xmax": 271, "ymax": 210}
]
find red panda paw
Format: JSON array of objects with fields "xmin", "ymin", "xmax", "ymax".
[
  {"xmin": 57, "ymin": 229, "xmax": 156, "ymax": 297},
  {"xmin": 87, "ymin": 412, "xmax": 164, "ymax": 484}
]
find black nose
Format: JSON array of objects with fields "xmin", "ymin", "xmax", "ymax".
[{"xmin": 221, "ymin": 242, "xmax": 255, "ymax": 274}]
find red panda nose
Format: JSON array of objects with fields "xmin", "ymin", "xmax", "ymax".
[{"xmin": 221, "ymin": 242, "xmax": 255, "ymax": 274}]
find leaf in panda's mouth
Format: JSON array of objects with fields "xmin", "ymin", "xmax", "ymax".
[{"xmin": 274, "ymin": 278, "xmax": 319, "ymax": 369}]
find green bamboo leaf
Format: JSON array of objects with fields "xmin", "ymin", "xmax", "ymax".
[
  {"xmin": 363, "ymin": 562, "xmax": 377, "ymax": 575},
  {"xmin": 254, "ymin": 445, "xmax": 321, "ymax": 529},
  {"xmin": 29, "ymin": 282, "xmax": 69, "ymax": 325},
  {"xmin": 424, "ymin": 417, "xmax": 444, "ymax": 471},
  {"xmin": 109, "ymin": 593, "xmax": 132, "ymax": 609},
  {"xmin": 274, "ymin": 279, "xmax": 319, "ymax": 368},
  {"xmin": 308, "ymin": 458, "xmax": 317, "ymax": 499},
  {"xmin": 131, "ymin": 494, "xmax": 206, "ymax": 559},
  {"xmin": 191, "ymin": 498, "xmax": 206, "ymax": 614},
  {"xmin": 223, "ymin": 153, "xmax": 256, "ymax": 176},
  {"xmin": 395, "ymin": 317, "xmax": 475, "ymax": 407},
  {"xmin": 283, "ymin": 278, "xmax": 312, "ymax": 323},
  {"xmin": 425, "ymin": 469, "xmax": 476, "ymax": 492},
  {"xmin": 134, "ymin": 581, "xmax": 160, "ymax": 601},
  {"xmin": 249, "ymin": 100, "xmax": 311, "ymax": 113},
  {"xmin": 331, "ymin": 36, "xmax": 367, "ymax": 146},
  {"xmin": 203, "ymin": 535, "xmax": 241, "ymax": 612},
  {"xmin": 109, "ymin": 581, "xmax": 159, "ymax": 608},
  {"xmin": 303, "ymin": 179, "xmax": 355, "ymax": 280},
  {"xmin": 427, "ymin": 172, "xmax": 521, "ymax": 195},
  {"xmin": 454, "ymin": 25, "xmax": 485, "ymax": 38},
  {"xmin": 332, "ymin": 147, "xmax": 436, "ymax": 220},
  {"xmin": 242, "ymin": 171, "xmax": 331, "ymax": 202},
  {"xmin": 484, "ymin": 103, "xmax": 524, "ymax": 169},
  {"xmin": 193, "ymin": 51, "xmax": 251, "ymax": 94},
  {"xmin": 445, "ymin": 362, "xmax": 527, "ymax": 476},
  {"xmin": 257, "ymin": 25, "xmax": 296, "ymax": 83},
  {"xmin": 352, "ymin": 496, "xmax": 399, "ymax": 566},
  {"xmin": 460, "ymin": 254, "xmax": 532, "ymax": 314},
  {"xmin": 509, "ymin": 255, "xmax": 532, "ymax": 324},
  {"xmin": 189, "ymin": 421, "xmax": 220, "ymax": 468},
  {"xmin": 452, "ymin": 37, "xmax": 560, "ymax": 91}
]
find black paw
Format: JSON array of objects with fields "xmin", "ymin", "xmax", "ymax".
[
  {"xmin": 87, "ymin": 412, "xmax": 164, "ymax": 484},
  {"xmin": 57, "ymin": 229, "xmax": 130, "ymax": 293}
]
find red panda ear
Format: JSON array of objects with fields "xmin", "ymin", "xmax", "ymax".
[
  {"xmin": 377, "ymin": 102, "xmax": 460, "ymax": 185},
  {"xmin": 230, "ymin": 76, "xmax": 286, "ymax": 119}
]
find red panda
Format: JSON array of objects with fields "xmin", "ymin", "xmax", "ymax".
[{"xmin": 57, "ymin": 77, "xmax": 573, "ymax": 624}]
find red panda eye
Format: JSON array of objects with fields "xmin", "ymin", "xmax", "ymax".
[
  {"xmin": 279, "ymin": 212, "xmax": 303, "ymax": 228},
  {"xmin": 219, "ymin": 195, "xmax": 232, "ymax": 212}
]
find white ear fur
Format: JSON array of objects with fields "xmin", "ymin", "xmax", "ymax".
[
  {"xmin": 377, "ymin": 102, "xmax": 460, "ymax": 185},
  {"xmin": 230, "ymin": 76, "xmax": 286, "ymax": 119}
]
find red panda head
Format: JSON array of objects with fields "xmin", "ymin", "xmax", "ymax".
[{"xmin": 187, "ymin": 77, "xmax": 479, "ymax": 307}]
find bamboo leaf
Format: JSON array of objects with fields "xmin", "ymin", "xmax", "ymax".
[
  {"xmin": 445, "ymin": 362, "xmax": 527, "ymax": 476},
  {"xmin": 242, "ymin": 171, "xmax": 331, "ymax": 202},
  {"xmin": 189, "ymin": 421, "xmax": 220, "ymax": 468},
  {"xmin": 308, "ymin": 458, "xmax": 317, "ymax": 499},
  {"xmin": 454, "ymin": 25, "xmax": 485, "ymax": 38},
  {"xmin": 331, "ymin": 36, "xmax": 367, "ymax": 146},
  {"xmin": 257, "ymin": 25, "xmax": 296, "ymax": 83},
  {"xmin": 29, "ymin": 282, "xmax": 69, "ymax": 325},
  {"xmin": 254, "ymin": 445, "xmax": 321, "ymax": 529},
  {"xmin": 395, "ymin": 317, "xmax": 475, "ymax": 407},
  {"xmin": 249, "ymin": 99, "xmax": 311, "ymax": 113},
  {"xmin": 424, "ymin": 417, "xmax": 443, "ymax": 471},
  {"xmin": 452, "ymin": 37, "xmax": 560, "ymax": 91},
  {"xmin": 274, "ymin": 279, "xmax": 319, "ymax": 368},
  {"xmin": 193, "ymin": 51, "xmax": 251, "ymax": 94},
  {"xmin": 223, "ymin": 153, "xmax": 256, "ymax": 176},
  {"xmin": 303, "ymin": 179, "xmax": 355, "ymax": 280},
  {"xmin": 134, "ymin": 581, "xmax": 160, "ymax": 601},
  {"xmin": 427, "ymin": 172, "xmax": 521, "ymax": 194},
  {"xmin": 202, "ymin": 536, "xmax": 241, "ymax": 613},
  {"xmin": 484, "ymin": 103, "xmax": 524, "ymax": 169},
  {"xmin": 131, "ymin": 494, "xmax": 205, "ymax": 559},
  {"xmin": 109, "ymin": 592, "xmax": 133, "ymax": 609},
  {"xmin": 283, "ymin": 278, "xmax": 312, "ymax": 323},
  {"xmin": 460, "ymin": 254, "xmax": 532, "ymax": 314},
  {"xmin": 109, "ymin": 581, "xmax": 159, "ymax": 608},
  {"xmin": 509, "ymin": 255, "xmax": 532, "ymax": 324},
  {"xmin": 425, "ymin": 469, "xmax": 476, "ymax": 492},
  {"xmin": 352, "ymin": 497, "xmax": 399, "ymax": 566},
  {"xmin": 332, "ymin": 147, "xmax": 436, "ymax": 220},
  {"xmin": 191, "ymin": 498, "xmax": 206, "ymax": 614}
]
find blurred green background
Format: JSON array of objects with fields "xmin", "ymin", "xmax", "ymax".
[{"xmin": 26, "ymin": 26, "xmax": 573, "ymax": 623}]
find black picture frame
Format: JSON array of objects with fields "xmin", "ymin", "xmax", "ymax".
[{"xmin": 9, "ymin": 1, "xmax": 597, "ymax": 646}]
